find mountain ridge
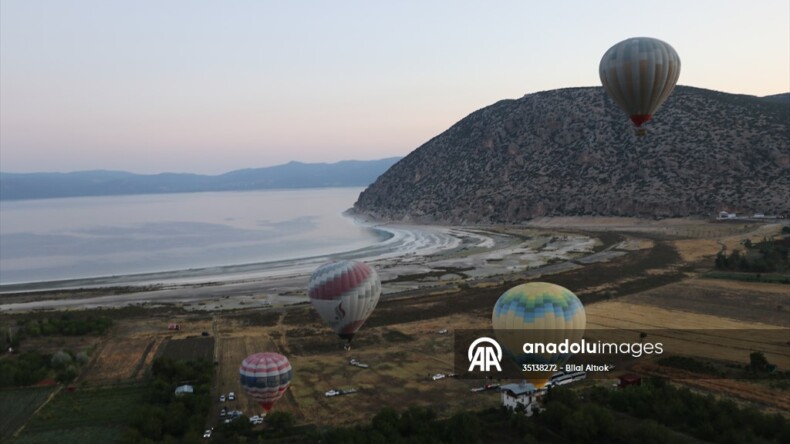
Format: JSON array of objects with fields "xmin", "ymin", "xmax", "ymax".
[
  {"xmin": 0, "ymin": 157, "xmax": 401, "ymax": 200},
  {"xmin": 352, "ymin": 86, "xmax": 789, "ymax": 223}
]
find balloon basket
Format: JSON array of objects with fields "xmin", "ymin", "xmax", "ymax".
[
  {"xmin": 344, "ymin": 344, "xmax": 352, "ymax": 352},
  {"xmin": 634, "ymin": 128, "xmax": 647, "ymax": 137}
]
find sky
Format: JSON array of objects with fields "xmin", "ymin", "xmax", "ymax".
[{"xmin": 1, "ymin": 1, "xmax": 788, "ymax": 174}]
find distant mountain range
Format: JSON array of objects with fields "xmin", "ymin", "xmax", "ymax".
[
  {"xmin": 0, "ymin": 158, "xmax": 401, "ymax": 200},
  {"xmin": 353, "ymin": 86, "xmax": 789, "ymax": 222}
]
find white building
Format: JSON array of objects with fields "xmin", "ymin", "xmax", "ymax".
[
  {"xmin": 500, "ymin": 382, "xmax": 538, "ymax": 411},
  {"xmin": 175, "ymin": 384, "xmax": 194, "ymax": 396}
]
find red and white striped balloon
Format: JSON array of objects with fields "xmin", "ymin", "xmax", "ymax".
[
  {"xmin": 308, "ymin": 260, "xmax": 381, "ymax": 343},
  {"xmin": 239, "ymin": 352, "xmax": 292, "ymax": 412}
]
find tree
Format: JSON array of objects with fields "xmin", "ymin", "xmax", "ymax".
[
  {"xmin": 139, "ymin": 409, "xmax": 165, "ymax": 441},
  {"xmin": 749, "ymin": 351, "xmax": 769, "ymax": 372},
  {"xmin": 714, "ymin": 251, "xmax": 731, "ymax": 269},
  {"xmin": 163, "ymin": 401, "xmax": 189, "ymax": 436},
  {"xmin": 51, "ymin": 350, "xmax": 72, "ymax": 369},
  {"xmin": 446, "ymin": 411, "xmax": 482, "ymax": 444},
  {"xmin": 57, "ymin": 364, "xmax": 78, "ymax": 383},
  {"xmin": 371, "ymin": 407, "xmax": 400, "ymax": 438},
  {"xmin": 76, "ymin": 351, "xmax": 90, "ymax": 365}
]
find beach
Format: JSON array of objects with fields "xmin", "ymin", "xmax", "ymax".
[
  {"xmin": 0, "ymin": 223, "xmax": 607, "ymax": 312},
  {"xmin": 5, "ymin": 216, "xmax": 776, "ymax": 313}
]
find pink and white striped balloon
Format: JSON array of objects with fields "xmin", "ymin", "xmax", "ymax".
[{"xmin": 308, "ymin": 260, "xmax": 381, "ymax": 344}]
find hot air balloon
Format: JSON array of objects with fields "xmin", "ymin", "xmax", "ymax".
[
  {"xmin": 492, "ymin": 282, "xmax": 586, "ymax": 388},
  {"xmin": 308, "ymin": 259, "xmax": 381, "ymax": 350},
  {"xmin": 239, "ymin": 352, "xmax": 292, "ymax": 413},
  {"xmin": 599, "ymin": 37, "xmax": 681, "ymax": 134}
]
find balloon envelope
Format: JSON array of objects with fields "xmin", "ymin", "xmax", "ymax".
[
  {"xmin": 239, "ymin": 352, "xmax": 292, "ymax": 412},
  {"xmin": 308, "ymin": 260, "xmax": 381, "ymax": 342},
  {"xmin": 599, "ymin": 37, "xmax": 681, "ymax": 127},
  {"xmin": 492, "ymin": 282, "xmax": 586, "ymax": 388}
]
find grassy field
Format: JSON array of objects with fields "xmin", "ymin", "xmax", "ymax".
[
  {"xmin": 581, "ymin": 277, "xmax": 790, "ymax": 413},
  {"xmin": 14, "ymin": 384, "xmax": 145, "ymax": 444},
  {"xmin": 601, "ymin": 278, "xmax": 790, "ymax": 327},
  {"xmin": 284, "ymin": 323, "xmax": 501, "ymax": 428},
  {"xmin": 0, "ymin": 387, "xmax": 55, "ymax": 441}
]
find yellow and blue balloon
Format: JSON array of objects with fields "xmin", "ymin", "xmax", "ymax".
[{"xmin": 492, "ymin": 282, "xmax": 586, "ymax": 388}]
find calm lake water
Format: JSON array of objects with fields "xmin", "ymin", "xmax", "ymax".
[{"xmin": 0, "ymin": 188, "xmax": 384, "ymax": 285}]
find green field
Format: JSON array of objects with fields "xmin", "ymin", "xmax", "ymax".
[
  {"xmin": 14, "ymin": 384, "xmax": 145, "ymax": 444},
  {"xmin": 0, "ymin": 386, "xmax": 55, "ymax": 442}
]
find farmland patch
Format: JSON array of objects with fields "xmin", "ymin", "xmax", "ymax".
[
  {"xmin": 0, "ymin": 386, "xmax": 55, "ymax": 441},
  {"xmin": 157, "ymin": 336, "xmax": 214, "ymax": 361},
  {"xmin": 16, "ymin": 384, "xmax": 144, "ymax": 444}
]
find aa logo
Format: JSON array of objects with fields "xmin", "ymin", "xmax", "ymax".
[{"xmin": 467, "ymin": 337, "xmax": 502, "ymax": 372}]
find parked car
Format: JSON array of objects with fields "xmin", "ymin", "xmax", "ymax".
[
  {"xmin": 219, "ymin": 394, "xmax": 225, "ymax": 402},
  {"xmin": 203, "ymin": 429, "xmax": 212, "ymax": 438},
  {"xmin": 219, "ymin": 407, "xmax": 227, "ymax": 417},
  {"xmin": 431, "ymin": 373, "xmax": 446, "ymax": 381},
  {"xmin": 325, "ymin": 389, "xmax": 340, "ymax": 397},
  {"xmin": 249, "ymin": 415, "xmax": 264, "ymax": 425},
  {"xmin": 228, "ymin": 391, "xmax": 235, "ymax": 401}
]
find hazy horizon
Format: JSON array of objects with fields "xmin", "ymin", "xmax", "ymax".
[
  {"xmin": 0, "ymin": 155, "xmax": 402, "ymax": 175},
  {"xmin": 2, "ymin": 0, "xmax": 788, "ymax": 174}
]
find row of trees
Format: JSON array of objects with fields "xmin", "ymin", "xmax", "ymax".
[
  {"xmin": 18, "ymin": 314, "xmax": 113, "ymax": 337},
  {"xmin": 323, "ymin": 406, "xmax": 484, "ymax": 444},
  {"xmin": 316, "ymin": 379, "xmax": 788, "ymax": 443},
  {"xmin": 0, "ymin": 349, "xmax": 89, "ymax": 387},
  {"xmin": 586, "ymin": 378, "xmax": 789, "ymax": 443},
  {"xmin": 715, "ymin": 238, "xmax": 790, "ymax": 273}
]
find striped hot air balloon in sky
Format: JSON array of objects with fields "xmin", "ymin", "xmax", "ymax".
[
  {"xmin": 308, "ymin": 259, "xmax": 381, "ymax": 347},
  {"xmin": 492, "ymin": 282, "xmax": 586, "ymax": 388},
  {"xmin": 599, "ymin": 37, "xmax": 681, "ymax": 129},
  {"xmin": 239, "ymin": 352, "xmax": 292, "ymax": 413}
]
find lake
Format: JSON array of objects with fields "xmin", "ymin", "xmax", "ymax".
[{"xmin": 0, "ymin": 188, "xmax": 386, "ymax": 285}]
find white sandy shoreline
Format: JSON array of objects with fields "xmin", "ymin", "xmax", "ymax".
[
  {"xmin": 0, "ymin": 223, "xmax": 462, "ymax": 292},
  {"xmin": 0, "ymin": 223, "xmax": 611, "ymax": 312}
]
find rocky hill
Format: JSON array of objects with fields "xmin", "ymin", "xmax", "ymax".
[{"xmin": 352, "ymin": 86, "xmax": 789, "ymax": 223}]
